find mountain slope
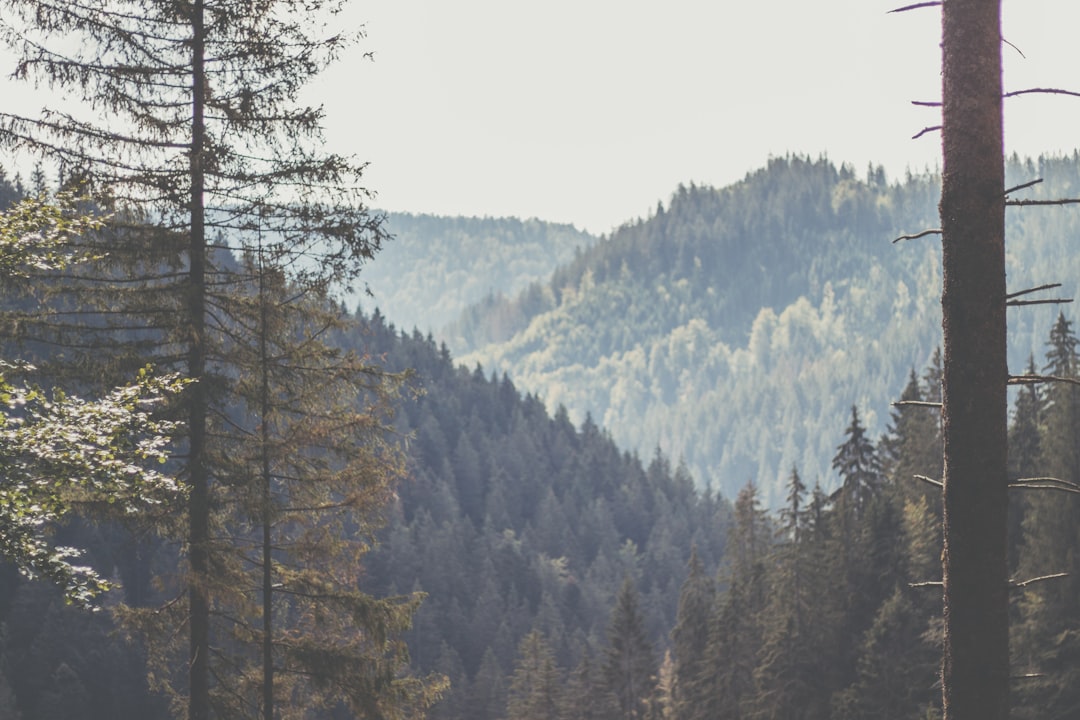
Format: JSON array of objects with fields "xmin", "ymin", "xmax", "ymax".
[{"xmin": 457, "ymin": 154, "xmax": 1080, "ymax": 505}]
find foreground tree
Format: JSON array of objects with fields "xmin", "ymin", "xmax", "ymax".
[
  {"xmin": 938, "ymin": 0, "xmax": 1009, "ymax": 716},
  {"xmin": 0, "ymin": 1, "xmax": 419, "ymax": 718}
]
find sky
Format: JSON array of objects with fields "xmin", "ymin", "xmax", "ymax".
[
  {"xmin": 307, "ymin": 0, "xmax": 1080, "ymax": 234},
  {"xmin": 4, "ymin": 1, "xmax": 1080, "ymax": 235}
]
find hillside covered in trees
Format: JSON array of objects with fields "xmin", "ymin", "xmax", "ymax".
[
  {"xmin": 349, "ymin": 213, "xmax": 594, "ymax": 340},
  {"xmin": 434, "ymin": 154, "xmax": 1080, "ymax": 505},
  {"xmin": 7, "ymin": 158, "xmax": 1080, "ymax": 719},
  {"xmin": 0, "ymin": 297, "xmax": 729, "ymax": 720}
]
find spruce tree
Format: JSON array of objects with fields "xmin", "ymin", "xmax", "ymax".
[
  {"xmin": 696, "ymin": 481, "xmax": 768, "ymax": 720},
  {"xmin": 560, "ymin": 649, "xmax": 603, "ymax": 720},
  {"xmin": 750, "ymin": 467, "xmax": 822, "ymax": 720},
  {"xmin": 1008, "ymin": 355, "xmax": 1043, "ymax": 574},
  {"xmin": 603, "ymin": 577, "xmax": 657, "ymax": 720},
  {"xmin": 670, "ymin": 547, "xmax": 714, "ymax": 720},
  {"xmin": 1014, "ymin": 314, "xmax": 1080, "ymax": 718},
  {"xmin": 831, "ymin": 405, "xmax": 884, "ymax": 516},
  {"xmin": 0, "ymin": 1, "xmax": 418, "ymax": 718},
  {"xmin": 507, "ymin": 631, "xmax": 563, "ymax": 720},
  {"xmin": 882, "ymin": 368, "xmax": 943, "ymax": 513}
]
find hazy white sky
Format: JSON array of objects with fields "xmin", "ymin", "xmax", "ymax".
[
  {"xmin": 310, "ymin": 0, "xmax": 1080, "ymax": 234},
  {"xmin": 5, "ymin": 1, "xmax": 1080, "ymax": 234}
]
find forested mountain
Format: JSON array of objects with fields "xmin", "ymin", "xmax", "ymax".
[
  {"xmin": 349, "ymin": 213, "xmax": 594, "ymax": 340},
  {"xmin": 8, "ymin": 157, "xmax": 1080, "ymax": 719},
  {"xmin": 450, "ymin": 154, "xmax": 1080, "ymax": 505},
  {"xmin": 344, "ymin": 313, "xmax": 730, "ymax": 720},
  {"xmin": 0, "ymin": 297, "xmax": 730, "ymax": 720}
]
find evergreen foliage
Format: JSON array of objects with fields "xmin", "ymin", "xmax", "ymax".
[
  {"xmin": 507, "ymin": 631, "xmax": 562, "ymax": 720},
  {"xmin": 454, "ymin": 154, "xmax": 1080, "ymax": 505},
  {"xmin": 603, "ymin": 578, "xmax": 657, "ymax": 720},
  {"xmin": 354, "ymin": 313, "xmax": 730, "ymax": 720},
  {"xmin": 0, "ymin": 0, "xmax": 432, "ymax": 717},
  {"xmin": 1013, "ymin": 313, "xmax": 1080, "ymax": 718}
]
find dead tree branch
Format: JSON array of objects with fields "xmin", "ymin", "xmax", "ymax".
[
  {"xmin": 1007, "ymin": 298, "xmax": 1073, "ymax": 307},
  {"xmin": 888, "ymin": 1, "xmax": 941, "ymax": 12},
  {"xmin": 913, "ymin": 125, "xmax": 943, "ymax": 139},
  {"xmin": 1010, "ymin": 476, "xmax": 1080, "ymax": 494},
  {"xmin": 1006, "ymin": 198, "xmax": 1080, "ymax": 207},
  {"xmin": 894, "ymin": 228, "xmax": 943, "ymax": 243},
  {"xmin": 1006, "ymin": 283, "xmax": 1062, "ymax": 300},
  {"xmin": 1002, "ymin": 37, "xmax": 1026, "ymax": 58},
  {"xmin": 1008, "ymin": 374, "xmax": 1080, "ymax": 388},
  {"xmin": 893, "ymin": 400, "xmax": 943, "ymax": 408},
  {"xmin": 914, "ymin": 474, "xmax": 944, "ymax": 489},
  {"xmin": 1004, "ymin": 87, "xmax": 1080, "ymax": 100},
  {"xmin": 1009, "ymin": 573, "xmax": 1068, "ymax": 589},
  {"xmin": 1004, "ymin": 179, "xmax": 1044, "ymax": 196}
]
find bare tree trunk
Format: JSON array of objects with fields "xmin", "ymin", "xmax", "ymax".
[
  {"xmin": 188, "ymin": 1, "xmax": 210, "ymax": 718},
  {"xmin": 939, "ymin": 1, "xmax": 1009, "ymax": 718}
]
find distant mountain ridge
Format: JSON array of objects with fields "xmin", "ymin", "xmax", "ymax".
[{"xmin": 350, "ymin": 212, "xmax": 594, "ymax": 339}]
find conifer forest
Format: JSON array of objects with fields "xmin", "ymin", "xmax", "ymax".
[{"xmin": 3, "ymin": 1, "xmax": 1080, "ymax": 719}]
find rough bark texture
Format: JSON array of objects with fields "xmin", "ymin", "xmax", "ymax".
[{"xmin": 939, "ymin": 1, "xmax": 1009, "ymax": 718}]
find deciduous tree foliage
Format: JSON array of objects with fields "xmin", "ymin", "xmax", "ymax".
[{"xmin": 0, "ymin": 195, "xmax": 184, "ymax": 607}]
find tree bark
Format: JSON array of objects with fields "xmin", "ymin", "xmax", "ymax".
[
  {"xmin": 939, "ymin": 1, "xmax": 1009, "ymax": 718},
  {"xmin": 188, "ymin": 1, "xmax": 210, "ymax": 718}
]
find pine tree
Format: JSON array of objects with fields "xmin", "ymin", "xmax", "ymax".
[
  {"xmin": 882, "ymin": 368, "xmax": 943, "ymax": 511},
  {"xmin": 831, "ymin": 588, "xmax": 939, "ymax": 720},
  {"xmin": 669, "ymin": 547, "xmax": 714, "ymax": 720},
  {"xmin": 508, "ymin": 631, "xmax": 563, "ymax": 720},
  {"xmin": 1008, "ymin": 355, "xmax": 1043, "ymax": 574},
  {"xmin": 211, "ymin": 253, "xmax": 441, "ymax": 719},
  {"xmin": 695, "ymin": 481, "xmax": 768, "ymax": 720},
  {"xmin": 1014, "ymin": 314, "xmax": 1080, "ymax": 718},
  {"xmin": 603, "ymin": 577, "xmax": 657, "ymax": 720},
  {"xmin": 750, "ymin": 467, "xmax": 822, "ymax": 720},
  {"xmin": 831, "ymin": 405, "xmax": 884, "ymax": 516},
  {"xmin": 470, "ymin": 648, "xmax": 508, "ymax": 720},
  {"xmin": 0, "ymin": 2, "xmax": 408, "ymax": 718},
  {"xmin": 561, "ymin": 649, "xmax": 604, "ymax": 720}
]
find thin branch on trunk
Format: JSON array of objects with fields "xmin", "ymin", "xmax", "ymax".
[
  {"xmin": 1004, "ymin": 179, "xmax": 1043, "ymax": 196},
  {"xmin": 888, "ymin": 1, "xmax": 941, "ymax": 13},
  {"xmin": 1006, "ymin": 283, "xmax": 1062, "ymax": 300},
  {"xmin": 893, "ymin": 228, "xmax": 942, "ymax": 244},
  {"xmin": 1009, "ymin": 573, "xmax": 1068, "ymax": 589}
]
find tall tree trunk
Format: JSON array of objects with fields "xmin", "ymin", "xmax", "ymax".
[
  {"xmin": 188, "ymin": 1, "xmax": 210, "ymax": 718},
  {"xmin": 939, "ymin": 1, "xmax": 1009, "ymax": 717},
  {"xmin": 258, "ymin": 241, "xmax": 275, "ymax": 720}
]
